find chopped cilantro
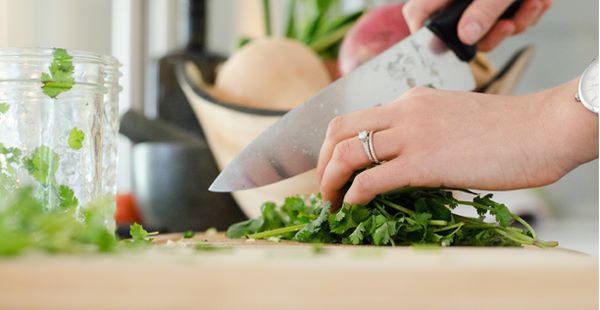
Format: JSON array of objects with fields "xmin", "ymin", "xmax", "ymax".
[
  {"xmin": 0, "ymin": 186, "xmax": 116, "ymax": 255},
  {"xmin": 58, "ymin": 185, "xmax": 78, "ymax": 209},
  {"xmin": 23, "ymin": 146, "xmax": 60, "ymax": 186},
  {"xmin": 183, "ymin": 230, "xmax": 195, "ymax": 239},
  {"xmin": 129, "ymin": 222, "xmax": 158, "ymax": 244},
  {"xmin": 0, "ymin": 102, "xmax": 8, "ymax": 114},
  {"xmin": 67, "ymin": 127, "xmax": 85, "ymax": 150},
  {"xmin": 40, "ymin": 48, "xmax": 75, "ymax": 99}
]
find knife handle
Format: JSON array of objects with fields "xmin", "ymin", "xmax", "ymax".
[{"xmin": 426, "ymin": 0, "xmax": 524, "ymax": 62}]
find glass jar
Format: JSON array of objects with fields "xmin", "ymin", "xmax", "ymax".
[{"xmin": 0, "ymin": 48, "xmax": 121, "ymax": 230}]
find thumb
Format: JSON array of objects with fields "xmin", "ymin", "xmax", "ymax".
[{"xmin": 457, "ymin": 0, "xmax": 515, "ymax": 45}]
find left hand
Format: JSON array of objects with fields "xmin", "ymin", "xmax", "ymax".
[{"xmin": 316, "ymin": 81, "xmax": 598, "ymax": 208}]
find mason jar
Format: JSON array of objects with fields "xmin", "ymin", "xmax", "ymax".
[{"xmin": 0, "ymin": 47, "xmax": 121, "ymax": 230}]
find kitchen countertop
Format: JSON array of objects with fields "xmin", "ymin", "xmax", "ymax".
[{"xmin": 0, "ymin": 233, "xmax": 597, "ymax": 310}]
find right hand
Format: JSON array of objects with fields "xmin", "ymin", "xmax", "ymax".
[{"xmin": 402, "ymin": 0, "xmax": 552, "ymax": 51}]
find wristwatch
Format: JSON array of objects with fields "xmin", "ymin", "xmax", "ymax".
[{"xmin": 575, "ymin": 58, "xmax": 598, "ymax": 113}]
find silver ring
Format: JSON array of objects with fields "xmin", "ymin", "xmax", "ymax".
[{"xmin": 358, "ymin": 130, "xmax": 382, "ymax": 165}]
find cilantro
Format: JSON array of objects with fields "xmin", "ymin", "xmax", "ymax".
[
  {"xmin": 227, "ymin": 187, "xmax": 557, "ymax": 248},
  {"xmin": 41, "ymin": 48, "xmax": 75, "ymax": 99},
  {"xmin": 129, "ymin": 223, "xmax": 158, "ymax": 244},
  {"xmin": 23, "ymin": 146, "xmax": 60, "ymax": 186},
  {"xmin": 0, "ymin": 186, "xmax": 117, "ymax": 255},
  {"xmin": 58, "ymin": 185, "xmax": 78, "ymax": 209},
  {"xmin": 67, "ymin": 128, "xmax": 85, "ymax": 150},
  {"xmin": 0, "ymin": 102, "xmax": 8, "ymax": 114},
  {"xmin": 348, "ymin": 222, "xmax": 366, "ymax": 245},
  {"xmin": 183, "ymin": 230, "xmax": 195, "ymax": 239}
]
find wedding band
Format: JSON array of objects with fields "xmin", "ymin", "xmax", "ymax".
[
  {"xmin": 357, "ymin": 130, "xmax": 382, "ymax": 165},
  {"xmin": 367, "ymin": 131, "xmax": 381, "ymax": 164}
]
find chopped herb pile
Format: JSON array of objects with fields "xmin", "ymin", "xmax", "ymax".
[
  {"xmin": 226, "ymin": 188, "xmax": 558, "ymax": 248},
  {"xmin": 0, "ymin": 186, "xmax": 164, "ymax": 256},
  {"xmin": 40, "ymin": 48, "xmax": 75, "ymax": 99},
  {"xmin": 0, "ymin": 186, "xmax": 118, "ymax": 255}
]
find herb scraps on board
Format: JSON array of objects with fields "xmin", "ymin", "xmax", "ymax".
[{"xmin": 226, "ymin": 188, "xmax": 558, "ymax": 248}]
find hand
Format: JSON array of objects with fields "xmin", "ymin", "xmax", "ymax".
[
  {"xmin": 317, "ymin": 80, "xmax": 598, "ymax": 208},
  {"xmin": 402, "ymin": 0, "xmax": 552, "ymax": 51}
]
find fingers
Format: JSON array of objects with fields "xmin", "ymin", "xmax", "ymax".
[
  {"xmin": 477, "ymin": 20, "xmax": 516, "ymax": 52},
  {"xmin": 458, "ymin": 0, "xmax": 515, "ymax": 45},
  {"xmin": 343, "ymin": 158, "xmax": 417, "ymax": 206},
  {"xmin": 511, "ymin": 0, "xmax": 544, "ymax": 34},
  {"xmin": 532, "ymin": 0, "xmax": 552, "ymax": 25},
  {"xmin": 402, "ymin": 0, "xmax": 452, "ymax": 33},
  {"xmin": 320, "ymin": 130, "xmax": 402, "ymax": 207},
  {"xmin": 316, "ymin": 106, "xmax": 391, "ymax": 182}
]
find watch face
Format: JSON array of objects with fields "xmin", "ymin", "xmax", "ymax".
[{"xmin": 579, "ymin": 58, "xmax": 599, "ymax": 113}]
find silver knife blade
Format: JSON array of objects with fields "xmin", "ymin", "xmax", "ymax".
[{"xmin": 210, "ymin": 28, "xmax": 475, "ymax": 192}]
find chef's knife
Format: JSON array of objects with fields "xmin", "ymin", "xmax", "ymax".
[{"xmin": 210, "ymin": 0, "xmax": 523, "ymax": 192}]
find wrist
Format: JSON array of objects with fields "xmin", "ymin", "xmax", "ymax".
[{"xmin": 538, "ymin": 79, "xmax": 598, "ymax": 173}]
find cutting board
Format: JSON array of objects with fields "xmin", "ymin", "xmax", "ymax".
[{"xmin": 0, "ymin": 233, "xmax": 597, "ymax": 310}]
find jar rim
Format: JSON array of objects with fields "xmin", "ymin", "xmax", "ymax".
[{"xmin": 0, "ymin": 47, "xmax": 120, "ymax": 68}]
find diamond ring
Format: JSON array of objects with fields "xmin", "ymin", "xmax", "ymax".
[{"xmin": 357, "ymin": 130, "xmax": 381, "ymax": 165}]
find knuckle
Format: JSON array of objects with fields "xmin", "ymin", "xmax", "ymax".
[
  {"xmin": 353, "ymin": 172, "xmax": 374, "ymax": 193},
  {"xmin": 326, "ymin": 115, "xmax": 345, "ymax": 139},
  {"xmin": 332, "ymin": 140, "xmax": 352, "ymax": 167}
]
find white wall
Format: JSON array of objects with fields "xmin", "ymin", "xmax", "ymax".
[{"xmin": 0, "ymin": 0, "xmax": 112, "ymax": 54}]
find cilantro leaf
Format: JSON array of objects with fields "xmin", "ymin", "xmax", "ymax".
[
  {"xmin": 475, "ymin": 194, "xmax": 513, "ymax": 227},
  {"xmin": 58, "ymin": 185, "xmax": 78, "ymax": 209},
  {"xmin": 130, "ymin": 223, "xmax": 152, "ymax": 243},
  {"xmin": 0, "ymin": 102, "xmax": 8, "ymax": 114},
  {"xmin": 67, "ymin": 128, "xmax": 85, "ymax": 150},
  {"xmin": 183, "ymin": 230, "xmax": 195, "ymax": 238},
  {"xmin": 349, "ymin": 222, "xmax": 366, "ymax": 245},
  {"xmin": 225, "ymin": 218, "xmax": 262, "ymax": 238},
  {"xmin": 41, "ymin": 48, "xmax": 75, "ymax": 99},
  {"xmin": 295, "ymin": 203, "xmax": 331, "ymax": 242},
  {"xmin": 23, "ymin": 146, "xmax": 60, "ymax": 186},
  {"xmin": 372, "ymin": 219, "xmax": 396, "ymax": 246}
]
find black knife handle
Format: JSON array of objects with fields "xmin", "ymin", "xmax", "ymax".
[{"xmin": 426, "ymin": 0, "xmax": 524, "ymax": 62}]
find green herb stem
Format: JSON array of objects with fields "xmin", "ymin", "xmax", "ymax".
[
  {"xmin": 428, "ymin": 220, "xmax": 448, "ymax": 226},
  {"xmin": 433, "ymin": 222, "xmax": 464, "ymax": 233},
  {"xmin": 512, "ymin": 213, "xmax": 537, "ymax": 239},
  {"xmin": 457, "ymin": 200, "xmax": 492, "ymax": 211},
  {"xmin": 248, "ymin": 224, "xmax": 305, "ymax": 240},
  {"xmin": 378, "ymin": 199, "xmax": 414, "ymax": 215}
]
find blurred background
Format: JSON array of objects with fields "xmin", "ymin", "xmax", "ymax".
[{"xmin": 0, "ymin": 0, "xmax": 597, "ymax": 254}]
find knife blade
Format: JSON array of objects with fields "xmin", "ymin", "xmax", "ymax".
[{"xmin": 210, "ymin": 0, "xmax": 523, "ymax": 192}]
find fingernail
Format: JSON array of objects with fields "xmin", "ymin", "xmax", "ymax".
[{"xmin": 462, "ymin": 22, "xmax": 482, "ymax": 44}]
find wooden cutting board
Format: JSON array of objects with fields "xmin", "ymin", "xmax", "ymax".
[{"xmin": 0, "ymin": 233, "xmax": 597, "ymax": 310}]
